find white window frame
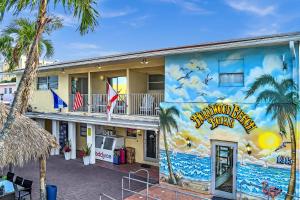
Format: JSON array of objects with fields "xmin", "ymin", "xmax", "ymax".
[
  {"xmin": 148, "ymin": 74, "xmax": 164, "ymax": 91},
  {"xmin": 37, "ymin": 76, "xmax": 58, "ymax": 90}
]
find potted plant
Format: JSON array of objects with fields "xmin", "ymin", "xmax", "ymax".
[
  {"xmin": 63, "ymin": 140, "xmax": 71, "ymax": 160},
  {"xmin": 80, "ymin": 144, "xmax": 91, "ymax": 165}
]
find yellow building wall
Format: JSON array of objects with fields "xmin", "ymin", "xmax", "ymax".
[{"xmin": 16, "ymin": 70, "xmax": 69, "ymax": 113}]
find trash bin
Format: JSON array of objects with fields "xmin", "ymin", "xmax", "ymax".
[{"xmin": 46, "ymin": 185, "xmax": 57, "ymax": 200}]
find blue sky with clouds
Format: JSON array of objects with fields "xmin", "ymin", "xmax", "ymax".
[{"xmin": 0, "ymin": 0, "xmax": 300, "ymax": 62}]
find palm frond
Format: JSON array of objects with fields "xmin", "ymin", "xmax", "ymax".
[
  {"xmin": 44, "ymin": 16, "xmax": 63, "ymax": 34},
  {"xmin": 255, "ymin": 90, "xmax": 281, "ymax": 107},
  {"xmin": 280, "ymin": 79, "xmax": 297, "ymax": 92},
  {"xmin": 245, "ymin": 74, "xmax": 280, "ymax": 98},
  {"xmin": 55, "ymin": 0, "xmax": 99, "ymax": 35},
  {"xmin": 41, "ymin": 39, "xmax": 54, "ymax": 58}
]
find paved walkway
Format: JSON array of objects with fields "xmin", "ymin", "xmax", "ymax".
[{"xmin": 11, "ymin": 156, "xmax": 148, "ymax": 200}]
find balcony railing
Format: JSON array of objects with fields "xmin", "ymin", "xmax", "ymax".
[
  {"xmin": 130, "ymin": 93, "xmax": 164, "ymax": 116},
  {"xmin": 91, "ymin": 94, "xmax": 127, "ymax": 115},
  {"xmin": 69, "ymin": 93, "xmax": 164, "ymax": 116},
  {"xmin": 69, "ymin": 94, "xmax": 89, "ymax": 112}
]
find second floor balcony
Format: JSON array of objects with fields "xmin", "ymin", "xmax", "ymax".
[{"xmin": 69, "ymin": 93, "xmax": 164, "ymax": 117}]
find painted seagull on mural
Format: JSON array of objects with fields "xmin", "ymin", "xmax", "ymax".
[
  {"xmin": 175, "ymin": 83, "xmax": 184, "ymax": 90},
  {"xmin": 179, "ymin": 66, "xmax": 189, "ymax": 72},
  {"xmin": 217, "ymin": 96, "xmax": 226, "ymax": 100},
  {"xmin": 203, "ymin": 73, "xmax": 213, "ymax": 85},
  {"xmin": 177, "ymin": 71, "xmax": 193, "ymax": 81},
  {"xmin": 275, "ymin": 141, "xmax": 292, "ymax": 152},
  {"xmin": 197, "ymin": 92, "xmax": 207, "ymax": 96}
]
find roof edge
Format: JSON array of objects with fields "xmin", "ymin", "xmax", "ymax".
[{"xmin": 15, "ymin": 31, "xmax": 300, "ymax": 73}]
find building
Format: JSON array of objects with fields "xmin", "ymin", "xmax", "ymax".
[
  {"xmin": 0, "ymin": 82, "xmax": 16, "ymax": 104},
  {"xmin": 15, "ymin": 32, "xmax": 300, "ymax": 199}
]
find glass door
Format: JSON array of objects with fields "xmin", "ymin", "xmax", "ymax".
[
  {"xmin": 211, "ymin": 141, "xmax": 237, "ymax": 199},
  {"xmin": 144, "ymin": 130, "xmax": 158, "ymax": 162}
]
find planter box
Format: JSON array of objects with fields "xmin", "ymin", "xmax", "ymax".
[
  {"xmin": 83, "ymin": 156, "xmax": 90, "ymax": 165},
  {"xmin": 64, "ymin": 152, "xmax": 71, "ymax": 160}
]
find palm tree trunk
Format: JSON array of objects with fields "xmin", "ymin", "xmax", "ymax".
[
  {"xmin": 285, "ymin": 116, "xmax": 296, "ymax": 200},
  {"xmin": 0, "ymin": 1, "xmax": 50, "ymax": 200},
  {"xmin": 0, "ymin": 0, "xmax": 49, "ymax": 139},
  {"xmin": 39, "ymin": 156, "xmax": 47, "ymax": 200},
  {"xmin": 163, "ymin": 129, "xmax": 177, "ymax": 185}
]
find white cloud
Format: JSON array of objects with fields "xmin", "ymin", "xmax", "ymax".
[
  {"xmin": 245, "ymin": 23, "xmax": 279, "ymax": 37},
  {"xmin": 159, "ymin": 0, "xmax": 211, "ymax": 14},
  {"xmin": 225, "ymin": 0, "xmax": 276, "ymax": 16},
  {"xmin": 245, "ymin": 54, "xmax": 283, "ymax": 86},
  {"xmin": 125, "ymin": 15, "xmax": 150, "ymax": 28},
  {"xmin": 68, "ymin": 42, "xmax": 99, "ymax": 50},
  {"xmin": 102, "ymin": 7, "xmax": 136, "ymax": 18}
]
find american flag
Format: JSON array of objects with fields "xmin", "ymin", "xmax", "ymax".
[{"xmin": 73, "ymin": 91, "xmax": 83, "ymax": 111}]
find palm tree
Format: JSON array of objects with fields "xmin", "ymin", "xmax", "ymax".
[
  {"xmin": 159, "ymin": 106, "xmax": 179, "ymax": 185},
  {"xmin": 0, "ymin": 18, "xmax": 62, "ymax": 113},
  {"xmin": 245, "ymin": 74, "xmax": 298, "ymax": 200},
  {"xmin": 0, "ymin": 1, "xmax": 99, "ymax": 199}
]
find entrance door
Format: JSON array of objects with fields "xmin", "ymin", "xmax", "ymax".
[
  {"xmin": 144, "ymin": 130, "xmax": 158, "ymax": 162},
  {"xmin": 59, "ymin": 121, "xmax": 68, "ymax": 153},
  {"xmin": 211, "ymin": 141, "xmax": 237, "ymax": 199}
]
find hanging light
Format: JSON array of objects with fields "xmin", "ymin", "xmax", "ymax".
[
  {"xmin": 61, "ymin": 68, "xmax": 65, "ymax": 74},
  {"xmin": 246, "ymin": 143, "xmax": 252, "ymax": 155},
  {"xmin": 140, "ymin": 58, "xmax": 149, "ymax": 65}
]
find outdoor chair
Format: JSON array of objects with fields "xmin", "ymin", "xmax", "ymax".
[
  {"xmin": 140, "ymin": 94, "xmax": 154, "ymax": 114},
  {"xmin": 14, "ymin": 176, "xmax": 23, "ymax": 186},
  {"xmin": 6, "ymin": 172, "xmax": 14, "ymax": 182},
  {"xmin": 18, "ymin": 179, "xmax": 32, "ymax": 200}
]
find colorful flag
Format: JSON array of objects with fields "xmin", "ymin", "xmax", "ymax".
[
  {"xmin": 107, "ymin": 82, "xmax": 118, "ymax": 120},
  {"xmin": 73, "ymin": 91, "xmax": 83, "ymax": 111},
  {"xmin": 50, "ymin": 89, "xmax": 67, "ymax": 109}
]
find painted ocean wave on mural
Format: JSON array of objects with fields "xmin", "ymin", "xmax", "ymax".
[{"xmin": 160, "ymin": 151, "xmax": 300, "ymax": 199}]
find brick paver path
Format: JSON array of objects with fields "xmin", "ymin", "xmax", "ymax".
[{"xmin": 12, "ymin": 155, "xmax": 146, "ymax": 200}]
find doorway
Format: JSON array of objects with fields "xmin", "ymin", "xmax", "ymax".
[
  {"xmin": 59, "ymin": 121, "xmax": 68, "ymax": 153},
  {"xmin": 144, "ymin": 130, "xmax": 158, "ymax": 162},
  {"xmin": 211, "ymin": 140, "xmax": 237, "ymax": 199}
]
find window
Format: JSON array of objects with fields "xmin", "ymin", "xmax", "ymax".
[
  {"xmin": 148, "ymin": 74, "xmax": 164, "ymax": 90},
  {"xmin": 108, "ymin": 76, "xmax": 126, "ymax": 94},
  {"xmin": 37, "ymin": 76, "xmax": 58, "ymax": 90},
  {"xmin": 9, "ymin": 88, "xmax": 12, "ymax": 94},
  {"xmin": 4, "ymin": 88, "xmax": 7, "ymax": 94},
  {"xmin": 219, "ymin": 59, "xmax": 244, "ymax": 87}
]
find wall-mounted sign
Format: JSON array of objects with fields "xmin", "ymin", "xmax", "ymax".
[
  {"xmin": 190, "ymin": 103, "xmax": 257, "ymax": 133},
  {"xmin": 277, "ymin": 156, "xmax": 293, "ymax": 165}
]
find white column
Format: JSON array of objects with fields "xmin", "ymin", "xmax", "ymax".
[
  {"xmin": 87, "ymin": 124, "xmax": 96, "ymax": 164},
  {"xmin": 51, "ymin": 120, "xmax": 60, "ymax": 155},
  {"xmin": 68, "ymin": 122, "xmax": 77, "ymax": 159}
]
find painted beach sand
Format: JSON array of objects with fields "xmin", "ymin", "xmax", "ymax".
[{"xmin": 160, "ymin": 151, "xmax": 300, "ymax": 199}]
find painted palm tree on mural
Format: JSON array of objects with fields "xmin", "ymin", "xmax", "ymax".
[
  {"xmin": 159, "ymin": 106, "xmax": 179, "ymax": 185},
  {"xmin": 245, "ymin": 74, "xmax": 299, "ymax": 200},
  {"xmin": 0, "ymin": 1, "xmax": 99, "ymax": 199}
]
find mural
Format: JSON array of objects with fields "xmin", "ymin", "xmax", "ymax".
[{"xmin": 159, "ymin": 45, "xmax": 299, "ymax": 199}]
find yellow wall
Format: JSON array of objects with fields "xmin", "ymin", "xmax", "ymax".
[{"xmin": 16, "ymin": 70, "xmax": 69, "ymax": 113}]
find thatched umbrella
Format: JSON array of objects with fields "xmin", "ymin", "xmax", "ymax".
[{"xmin": 0, "ymin": 103, "xmax": 58, "ymax": 199}]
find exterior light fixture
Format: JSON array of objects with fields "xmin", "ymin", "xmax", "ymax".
[
  {"xmin": 100, "ymin": 75, "xmax": 105, "ymax": 81},
  {"xmin": 246, "ymin": 143, "xmax": 252, "ymax": 155},
  {"xmin": 140, "ymin": 58, "xmax": 149, "ymax": 65},
  {"xmin": 186, "ymin": 137, "xmax": 192, "ymax": 148},
  {"xmin": 61, "ymin": 68, "xmax": 65, "ymax": 74},
  {"xmin": 97, "ymin": 65, "xmax": 102, "ymax": 69}
]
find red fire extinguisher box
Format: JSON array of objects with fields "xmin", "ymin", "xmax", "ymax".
[{"xmin": 120, "ymin": 148, "xmax": 126, "ymax": 164}]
